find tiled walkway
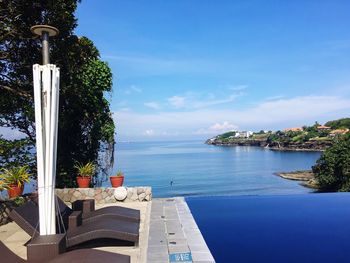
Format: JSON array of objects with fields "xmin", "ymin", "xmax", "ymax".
[{"xmin": 147, "ymin": 197, "xmax": 215, "ymax": 263}]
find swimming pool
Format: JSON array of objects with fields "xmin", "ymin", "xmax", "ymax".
[{"xmin": 187, "ymin": 193, "xmax": 350, "ymax": 263}]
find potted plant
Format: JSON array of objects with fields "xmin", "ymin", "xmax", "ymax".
[
  {"xmin": 75, "ymin": 162, "xmax": 95, "ymax": 188},
  {"xmin": 0, "ymin": 166, "xmax": 30, "ymax": 198},
  {"xmin": 110, "ymin": 170, "xmax": 124, "ymax": 187}
]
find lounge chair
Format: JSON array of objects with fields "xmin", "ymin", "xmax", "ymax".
[
  {"xmin": 58, "ymin": 197, "xmax": 140, "ymax": 223},
  {"xmin": 9, "ymin": 201, "xmax": 139, "ymax": 247},
  {"xmin": 0, "ymin": 241, "xmax": 130, "ymax": 263}
]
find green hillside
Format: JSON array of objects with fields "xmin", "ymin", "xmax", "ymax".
[{"xmin": 325, "ymin": 118, "xmax": 350, "ymax": 129}]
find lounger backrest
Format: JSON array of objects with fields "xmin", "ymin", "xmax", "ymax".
[
  {"xmin": 56, "ymin": 197, "xmax": 73, "ymax": 217},
  {"xmin": 9, "ymin": 200, "xmax": 39, "ymax": 236},
  {"xmin": 24, "ymin": 196, "xmax": 73, "ymax": 232},
  {"xmin": 31, "ymin": 195, "xmax": 73, "ymax": 220}
]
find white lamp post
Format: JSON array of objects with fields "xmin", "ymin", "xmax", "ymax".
[{"xmin": 31, "ymin": 25, "xmax": 60, "ymax": 235}]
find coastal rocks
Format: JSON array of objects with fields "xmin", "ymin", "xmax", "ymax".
[
  {"xmin": 206, "ymin": 137, "xmax": 333, "ymax": 151},
  {"xmin": 55, "ymin": 186, "xmax": 152, "ymax": 205},
  {"xmin": 268, "ymin": 140, "xmax": 333, "ymax": 151},
  {"xmin": 114, "ymin": 187, "xmax": 127, "ymax": 201},
  {"xmin": 206, "ymin": 138, "xmax": 267, "ymax": 147},
  {"xmin": 275, "ymin": 170, "xmax": 319, "ymax": 189},
  {"xmin": 276, "ymin": 170, "xmax": 314, "ymax": 181}
]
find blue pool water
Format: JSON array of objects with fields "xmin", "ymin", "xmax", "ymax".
[
  {"xmin": 109, "ymin": 140, "xmax": 321, "ymax": 197},
  {"xmin": 187, "ymin": 193, "xmax": 350, "ymax": 263}
]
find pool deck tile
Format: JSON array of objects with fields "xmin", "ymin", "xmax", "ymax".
[{"xmin": 147, "ymin": 197, "xmax": 215, "ymax": 263}]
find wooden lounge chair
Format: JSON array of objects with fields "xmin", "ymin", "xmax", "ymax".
[
  {"xmin": 58, "ymin": 197, "xmax": 140, "ymax": 223},
  {"xmin": 9, "ymin": 201, "xmax": 139, "ymax": 247},
  {"xmin": 0, "ymin": 241, "xmax": 130, "ymax": 263}
]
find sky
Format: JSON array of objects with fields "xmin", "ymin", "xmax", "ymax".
[{"xmin": 74, "ymin": 0, "xmax": 350, "ymax": 141}]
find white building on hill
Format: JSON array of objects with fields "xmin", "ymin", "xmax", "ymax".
[{"xmin": 234, "ymin": 131, "xmax": 253, "ymax": 138}]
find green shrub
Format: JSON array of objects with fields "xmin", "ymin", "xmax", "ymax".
[
  {"xmin": 313, "ymin": 134, "xmax": 350, "ymax": 191},
  {"xmin": 13, "ymin": 196, "xmax": 25, "ymax": 206}
]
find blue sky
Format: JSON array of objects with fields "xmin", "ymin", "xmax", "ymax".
[{"xmin": 75, "ymin": 0, "xmax": 350, "ymax": 141}]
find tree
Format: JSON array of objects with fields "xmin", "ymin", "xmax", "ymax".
[
  {"xmin": 325, "ymin": 118, "xmax": 350, "ymax": 129},
  {"xmin": 0, "ymin": 136, "xmax": 34, "ymax": 170},
  {"xmin": 313, "ymin": 134, "xmax": 350, "ymax": 191},
  {"xmin": 0, "ymin": 0, "xmax": 115, "ymax": 187}
]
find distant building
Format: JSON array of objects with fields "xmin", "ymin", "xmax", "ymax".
[
  {"xmin": 235, "ymin": 131, "xmax": 253, "ymax": 138},
  {"xmin": 284, "ymin": 127, "xmax": 303, "ymax": 132},
  {"xmin": 329, "ymin": 128, "xmax": 349, "ymax": 136},
  {"xmin": 317, "ymin": 125, "xmax": 331, "ymax": 130}
]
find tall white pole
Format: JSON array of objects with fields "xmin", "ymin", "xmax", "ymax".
[
  {"xmin": 51, "ymin": 67, "xmax": 60, "ymax": 233},
  {"xmin": 33, "ymin": 65, "xmax": 46, "ymax": 235},
  {"xmin": 44, "ymin": 65, "xmax": 51, "ymax": 234},
  {"xmin": 33, "ymin": 64, "xmax": 60, "ymax": 235},
  {"xmin": 31, "ymin": 25, "xmax": 59, "ymax": 236},
  {"xmin": 48, "ymin": 65, "xmax": 59, "ymax": 234}
]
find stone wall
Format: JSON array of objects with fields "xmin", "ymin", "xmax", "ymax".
[{"xmin": 55, "ymin": 187, "xmax": 152, "ymax": 204}]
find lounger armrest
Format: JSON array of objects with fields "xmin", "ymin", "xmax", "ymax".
[
  {"xmin": 27, "ymin": 234, "xmax": 66, "ymax": 262},
  {"xmin": 68, "ymin": 211, "xmax": 82, "ymax": 229},
  {"xmin": 72, "ymin": 199, "xmax": 95, "ymax": 213}
]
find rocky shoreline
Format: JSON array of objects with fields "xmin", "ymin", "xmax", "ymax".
[
  {"xmin": 206, "ymin": 138, "xmax": 332, "ymax": 152},
  {"xmin": 275, "ymin": 170, "xmax": 319, "ymax": 189}
]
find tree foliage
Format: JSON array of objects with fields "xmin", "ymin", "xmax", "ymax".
[
  {"xmin": 325, "ymin": 118, "xmax": 350, "ymax": 129},
  {"xmin": 313, "ymin": 134, "xmax": 350, "ymax": 191},
  {"xmin": 0, "ymin": 0, "xmax": 115, "ymax": 187},
  {"xmin": 217, "ymin": 131, "xmax": 236, "ymax": 140},
  {"xmin": 0, "ymin": 136, "xmax": 34, "ymax": 170}
]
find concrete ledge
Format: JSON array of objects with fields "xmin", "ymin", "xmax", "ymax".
[
  {"xmin": 148, "ymin": 197, "xmax": 215, "ymax": 263},
  {"xmin": 55, "ymin": 187, "xmax": 152, "ymax": 204}
]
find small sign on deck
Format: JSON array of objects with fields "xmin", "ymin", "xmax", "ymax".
[{"xmin": 169, "ymin": 252, "xmax": 193, "ymax": 262}]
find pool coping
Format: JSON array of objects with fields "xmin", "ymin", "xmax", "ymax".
[{"xmin": 147, "ymin": 197, "xmax": 215, "ymax": 263}]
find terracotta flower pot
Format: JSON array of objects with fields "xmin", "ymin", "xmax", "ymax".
[
  {"xmin": 110, "ymin": 176, "xmax": 124, "ymax": 187},
  {"xmin": 7, "ymin": 184, "xmax": 24, "ymax": 198},
  {"xmin": 76, "ymin": 176, "xmax": 91, "ymax": 188}
]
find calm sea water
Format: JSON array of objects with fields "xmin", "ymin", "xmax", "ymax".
[{"xmin": 106, "ymin": 140, "xmax": 321, "ymax": 197}]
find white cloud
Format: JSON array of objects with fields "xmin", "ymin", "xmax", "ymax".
[
  {"xmin": 210, "ymin": 122, "xmax": 237, "ymax": 131},
  {"xmin": 264, "ymin": 95, "xmax": 285, "ymax": 101},
  {"xmin": 168, "ymin": 96, "xmax": 186, "ymax": 108},
  {"xmin": 195, "ymin": 121, "xmax": 238, "ymax": 135},
  {"xmin": 192, "ymin": 94, "xmax": 239, "ymax": 109},
  {"xmin": 167, "ymin": 92, "xmax": 241, "ymax": 109},
  {"xmin": 143, "ymin": 129, "xmax": 155, "ymax": 136},
  {"xmin": 113, "ymin": 95, "xmax": 350, "ymax": 140},
  {"xmin": 228, "ymin": 85, "xmax": 248, "ymax": 91},
  {"xmin": 125, "ymin": 85, "xmax": 142, "ymax": 95},
  {"xmin": 144, "ymin": 102, "xmax": 161, "ymax": 110}
]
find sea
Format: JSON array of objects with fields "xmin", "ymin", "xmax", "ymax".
[
  {"xmin": 106, "ymin": 140, "xmax": 322, "ymax": 197},
  {"xmin": 107, "ymin": 140, "xmax": 349, "ymax": 263}
]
